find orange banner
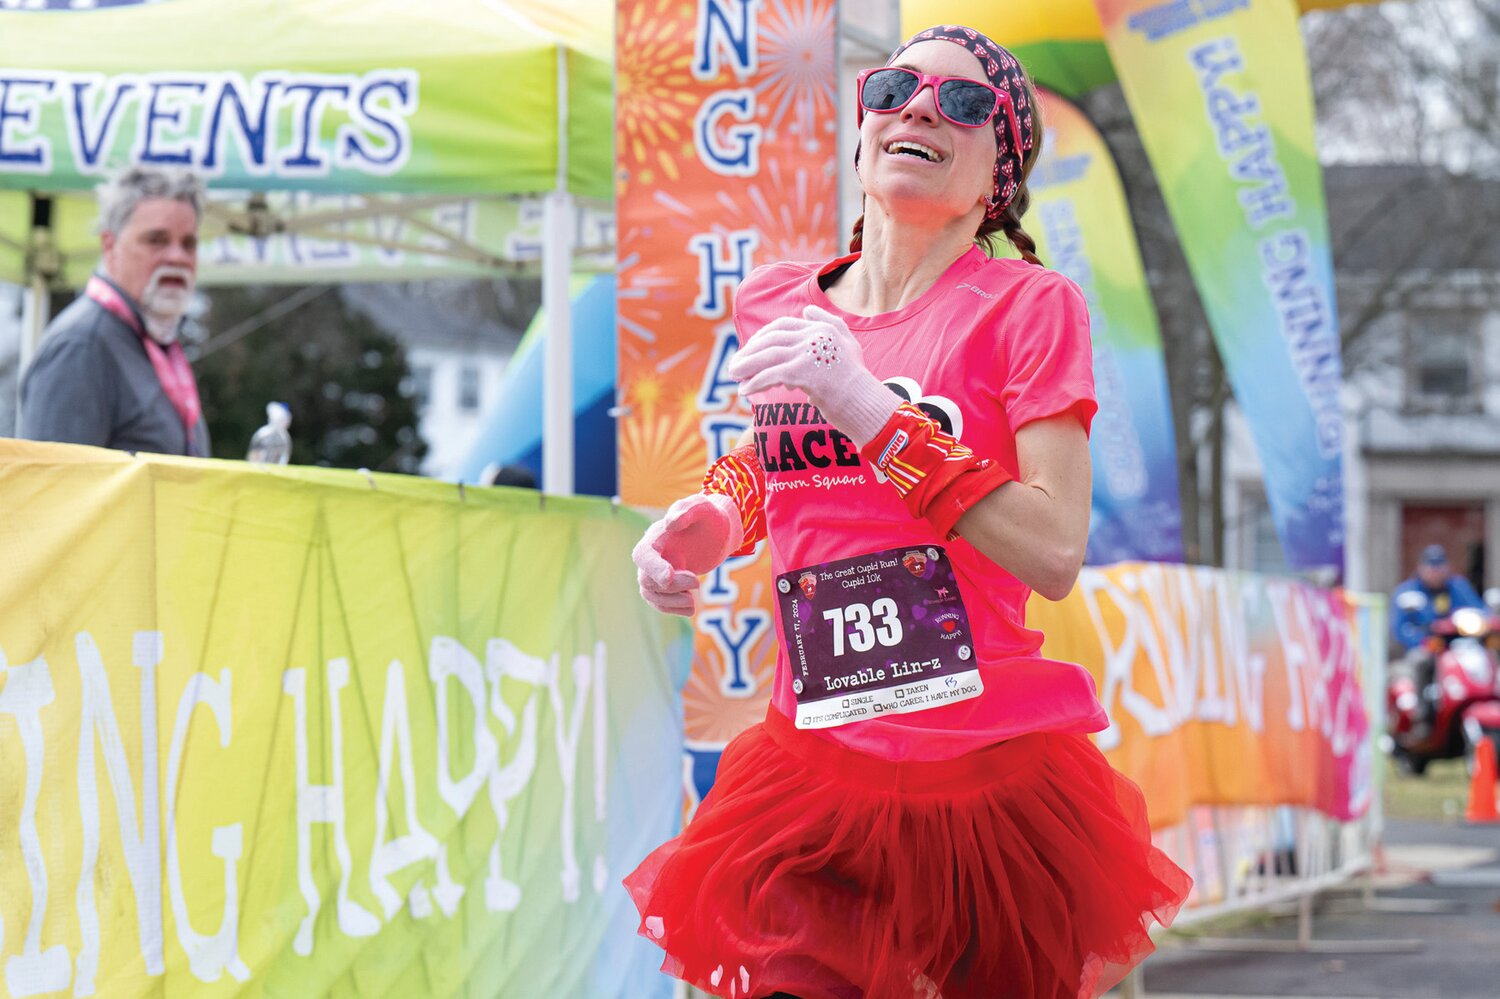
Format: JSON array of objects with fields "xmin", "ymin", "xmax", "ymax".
[
  {"xmin": 615, "ymin": 0, "xmax": 841, "ymax": 804},
  {"xmin": 1030, "ymin": 563, "xmax": 1374, "ymax": 828}
]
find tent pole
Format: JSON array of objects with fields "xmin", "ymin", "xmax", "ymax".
[
  {"xmin": 15, "ymin": 272, "xmax": 48, "ymax": 430},
  {"xmin": 542, "ymin": 43, "xmax": 575, "ymax": 496},
  {"xmin": 16, "ymin": 195, "xmax": 56, "ymax": 429},
  {"xmin": 542, "ymin": 193, "xmax": 575, "ymax": 496},
  {"xmin": 20, "ymin": 270, "xmax": 48, "ymax": 375}
]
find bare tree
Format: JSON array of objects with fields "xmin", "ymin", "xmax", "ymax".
[{"xmin": 1307, "ymin": 0, "xmax": 1500, "ymax": 365}]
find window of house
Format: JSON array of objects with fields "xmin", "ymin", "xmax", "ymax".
[
  {"xmin": 1407, "ymin": 319, "xmax": 1477, "ymax": 410},
  {"xmin": 410, "ymin": 365, "xmax": 433, "ymax": 409},
  {"xmin": 1232, "ymin": 483, "xmax": 1290, "ymax": 576},
  {"xmin": 459, "ymin": 365, "xmax": 481, "ymax": 412},
  {"xmin": 1250, "ymin": 502, "xmax": 1290, "ymax": 576}
]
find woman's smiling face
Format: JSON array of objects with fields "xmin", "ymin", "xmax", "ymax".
[{"xmin": 857, "ymin": 40, "xmax": 998, "ymax": 226}]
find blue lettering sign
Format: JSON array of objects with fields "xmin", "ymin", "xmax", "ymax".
[
  {"xmin": 1128, "ymin": 1, "xmax": 1196, "ymax": 42},
  {"xmin": 689, "ymin": 229, "xmax": 758, "ymax": 319},
  {"xmin": 1031, "ymin": 152, "xmax": 1091, "ymax": 189},
  {"xmin": 1260, "ymin": 230, "xmax": 1341, "ymax": 458},
  {"xmin": 694, "ymin": 0, "xmax": 760, "ymax": 81},
  {"xmin": 338, "ymin": 72, "xmax": 417, "ymax": 173},
  {"xmin": 139, "ymin": 79, "xmax": 207, "ymax": 165},
  {"xmin": 1191, "ymin": 38, "xmax": 1296, "ymax": 230},
  {"xmin": 0, "ymin": 0, "xmax": 170, "ymax": 9},
  {"xmin": 1128, "ymin": 0, "xmax": 1248, "ymax": 41},
  {"xmin": 203, "ymin": 76, "xmax": 277, "ymax": 174},
  {"xmin": 697, "ymin": 324, "xmax": 744, "ymax": 410},
  {"xmin": 698, "ymin": 609, "xmax": 770, "ymax": 696},
  {"xmin": 0, "ymin": 69, "xmax": 419, "ymax": 181},
  {"xmin": 279, "ymin": 80, "xmax": 351, "ymax": 173},
  {"xmin": 67, "ymin": 78, "xmax": 136, "ymax": 168},
  {"xmin": 694, "ymin": 89, "xmax": 762, "ymax": 177},
  {"xmin": 0, "ymin": 76, "xmax": 55, "ymax": 168}
]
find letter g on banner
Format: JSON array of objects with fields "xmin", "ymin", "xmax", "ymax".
[{"xmin": 695, "ymin": 89, "xmax": 763, "ymax": 177}]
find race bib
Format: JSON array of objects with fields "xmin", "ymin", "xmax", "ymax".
[{"xmin": 775, "ymin": 545, "xmax": 982, "ymax": 729}]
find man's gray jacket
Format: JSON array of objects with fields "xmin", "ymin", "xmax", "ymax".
[{"xmin": 19, "ymin": 281, "xmax": 210, "ymax": 457}]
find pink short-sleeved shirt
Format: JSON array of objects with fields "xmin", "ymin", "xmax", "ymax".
[{"xmin": 733, "ymin": 245, "xmax": 1108, "ymax": 762}]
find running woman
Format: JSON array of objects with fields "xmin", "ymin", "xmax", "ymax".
[{"xmin": 628, "ymin": 24, "xmax": 1191, "ymax": 999}]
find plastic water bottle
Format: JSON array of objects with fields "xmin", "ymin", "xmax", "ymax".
[{"xmin": 247, "ymin": 402, "xmax": 292, "ymax": 465}]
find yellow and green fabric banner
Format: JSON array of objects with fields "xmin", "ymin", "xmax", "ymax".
[
  {"xmin": 1029, "ymin": 91, "xmax": 1184, "ymax": 565},
  {"xmin": 1093, "ymin": 0, "xmax": 1345, "ymax": 575},
  {"xmin": 0, "ymin": 440, "xmax": 688, "ymax": 998},
  {"xmin": 902, "ymin": 0, "xmax": 1355, "ymax": 573}
]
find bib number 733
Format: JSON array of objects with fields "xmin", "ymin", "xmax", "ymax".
[{"xmin": 822, "ymin": 598, "xmax": 904, "ymax": 657}]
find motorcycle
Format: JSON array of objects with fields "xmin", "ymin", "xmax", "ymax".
[{"xmin": 1386, "ymin": 603, "xmax": 1500, "ymax": 776}]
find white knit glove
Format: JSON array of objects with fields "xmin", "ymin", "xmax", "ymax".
[{"xmin": 727, "ymin": 305, "xmax": 901, "ymax": 448}]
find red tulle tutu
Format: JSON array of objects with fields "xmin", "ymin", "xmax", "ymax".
[{"xmin": 625, "ymin": 710, "xmax": 1190, "ymax": 998}]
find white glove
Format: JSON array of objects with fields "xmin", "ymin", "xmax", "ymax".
[
  {"xmin": 727, "ymin": 305, "xmax": 901, "ymax": 447},
  {"xmin": 632, "ymin": 493, "xmax": 744, "ymax": 616}
]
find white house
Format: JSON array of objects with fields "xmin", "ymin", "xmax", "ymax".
[{"xmin": 340, "ymin": 282, "xmax": 522, "ymax": 480}]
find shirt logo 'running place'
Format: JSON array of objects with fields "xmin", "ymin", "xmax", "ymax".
[{"xmin": 751, "ymin": 379, "xmax": 967, "ymax": 478}]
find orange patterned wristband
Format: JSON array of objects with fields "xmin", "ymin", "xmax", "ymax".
[
  {"xmin": 701, "ymin": 442, "xmax": 767, "ymax": 557},
  {"xmin": 860, "ymin": 403, "xmax": 1012, "ymax": 539}
]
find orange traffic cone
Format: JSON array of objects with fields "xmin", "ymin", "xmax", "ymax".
[{"xmin": 1465, "ymin": 737, "xmax": 1499, "ymax": 823}]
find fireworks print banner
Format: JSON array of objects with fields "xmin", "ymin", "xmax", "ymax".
[
  {"xmin": 1093, "ymin": 0, "xmax": 1345, "ymax": 576},
  {"xmin": 1029, "ymin": 90, "xmax": 1184, "ymax": 565},
  {"xmin": 615, "ymin": 0, "xmax": 841, "ymax": 807}
]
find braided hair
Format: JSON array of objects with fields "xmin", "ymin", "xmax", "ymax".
[{"xmin": 975, "ymin": 73, "xmax": 1044, "ymax": 266}]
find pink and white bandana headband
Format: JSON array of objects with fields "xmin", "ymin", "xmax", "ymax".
[{"xmin": 883, "ymin": 25, "xmax": 1036, "ymax": 221}]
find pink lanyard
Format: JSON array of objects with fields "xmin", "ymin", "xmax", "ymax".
[{"xmin": 85, "ymin": 275, "xmax": 203, "ymax": 455}]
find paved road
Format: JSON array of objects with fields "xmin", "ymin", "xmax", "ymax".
[{"xmin": 1133, "ymin": 819, "xmax": 1500, "ymax": 999}]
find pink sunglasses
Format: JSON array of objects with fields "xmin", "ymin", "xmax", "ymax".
[{"xmin": 856, "ymin": 67, "xmax": 1024, "ymax": 159}]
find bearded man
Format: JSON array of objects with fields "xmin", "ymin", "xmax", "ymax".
[{"xmin": 20, "ymin": 166, "xmax": 210, "ymax": 457}]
